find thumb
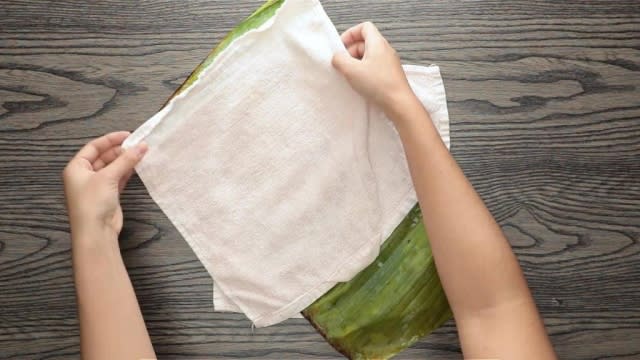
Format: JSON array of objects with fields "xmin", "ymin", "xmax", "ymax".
[
  {"xmin": 103, "ymin": 143, "xmax": 148, "ymax": 181},
  {"xmin": 332, "ymin": 52, "xmax": 361, "ymax": 79}
]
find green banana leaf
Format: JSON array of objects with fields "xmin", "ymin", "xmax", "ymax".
[
  {"xmin": 163, "ymin": 1, "xmax": 451, "ymax": 358},
  {"xmin": 303, "ymin": 204, "xmax": 451, "ymax": 359}
]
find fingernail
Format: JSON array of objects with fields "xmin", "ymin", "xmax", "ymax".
[{"xmin": 136, "ymin": 142, "xmax": 148, "ymax": 157}]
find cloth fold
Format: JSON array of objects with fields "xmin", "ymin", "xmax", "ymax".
[{"xmin": 125, "ymin": 0, "xmax": 450, "ymax": 327}]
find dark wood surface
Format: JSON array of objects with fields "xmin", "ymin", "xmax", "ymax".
[{"xmin": 1, "ymin": 0, "xmax": 639, "ymax": 359}]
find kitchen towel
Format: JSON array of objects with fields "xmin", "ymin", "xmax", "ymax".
[{"xmin": 124, "ymin": 0, "xmax": 450, "ymax": 327}]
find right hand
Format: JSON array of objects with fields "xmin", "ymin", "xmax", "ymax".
[{"xmin": 332, "ymin": 22, "xmax": 414, "ymax": 115}]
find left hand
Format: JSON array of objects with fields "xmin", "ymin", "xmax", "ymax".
[{"xmin": 63, "ymin": 131, "xmax": 148, "ymax": 240}]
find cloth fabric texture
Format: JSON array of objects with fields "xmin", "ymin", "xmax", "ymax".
[{"xmin": 124, "ymin": 0, "xmax": 450, "ymax": 327}]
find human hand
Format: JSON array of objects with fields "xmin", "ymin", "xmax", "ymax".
[
  {"xmin": 63, "ymin": 131, "xmax": 147, "ymax": 240},
  {"xmin": 332, "ymin": 22, "xmax": 415, "ymax": 115}
]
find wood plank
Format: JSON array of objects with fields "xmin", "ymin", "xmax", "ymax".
[{"xmin": 1, "ymin": 0, "xmax": 638, "ymax": 358}]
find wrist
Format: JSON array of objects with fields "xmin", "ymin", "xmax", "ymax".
[
  {"xmin": 383, "ymin": 89, "xmax": 422, "ymax": 123},
  {"xmin": 70, "ymin": 219, "xmax": 119, "ymax": 251},
  {"xmin": 383, "ymin": 91, "xmax": 443, "ymax": 146}
]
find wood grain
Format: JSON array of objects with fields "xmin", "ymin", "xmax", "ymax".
[{"xmin": 1, "ymin": 0, "xmax": 639, "ymax": 359}]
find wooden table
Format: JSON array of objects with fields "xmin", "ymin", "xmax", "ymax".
[{"xmin": 1, "ymin": 1, "xmax": 639, "ymax": 358}]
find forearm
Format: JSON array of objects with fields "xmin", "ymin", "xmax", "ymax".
[
  {"xmin": 390, "ymin": 94, "xmax": 531, "ymax": 311},
  {"xmin": 72, "ymin": 227, "xmax": 155, "ymax": 360},
  {"xmin": 389, "ymin": 94, "xmax": 553, "ymax": 357}
]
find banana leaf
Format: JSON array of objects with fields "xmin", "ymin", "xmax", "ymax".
[
  {"xmin": 303, "ymin": 205, "xmax": 451, "ymax": 359},
  {"xmin": 164, "ymin": 1, "xmax": 451, "ymax": 358}
]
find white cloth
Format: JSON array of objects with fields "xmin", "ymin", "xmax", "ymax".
[{"xmin": 124, "ymin": 0, "xmax": 450, "ymax": 327}]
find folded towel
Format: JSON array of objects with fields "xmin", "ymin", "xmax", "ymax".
[{"xmin": 124, "ymin": 0, "xmax": 450, "ymax": 327}]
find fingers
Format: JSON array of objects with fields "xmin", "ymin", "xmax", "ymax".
[
  {"xmin": 74, "ymin": 131, "xmax": 130, "ymax": 164},
  {"xmin": 340, "ymin": 21, "xmax": 379, "ymax": 48},
  {"xmin": 332, "ymin": 52, "xmax": 361, "ymax": 78},
  {"xmin": 103, "ymin": 143, "xmax": 148, "ymax": 181},
  {"xmin": 92, "ymin": 146, "xmax": 122, "ymax": 171},
  {"xmin": 347, "ymin": 42, "xmax": 365, "ymax": 59},
  {"xmin": 118, "ymin": 169, "xmax": 134, "ymax": 193}
]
